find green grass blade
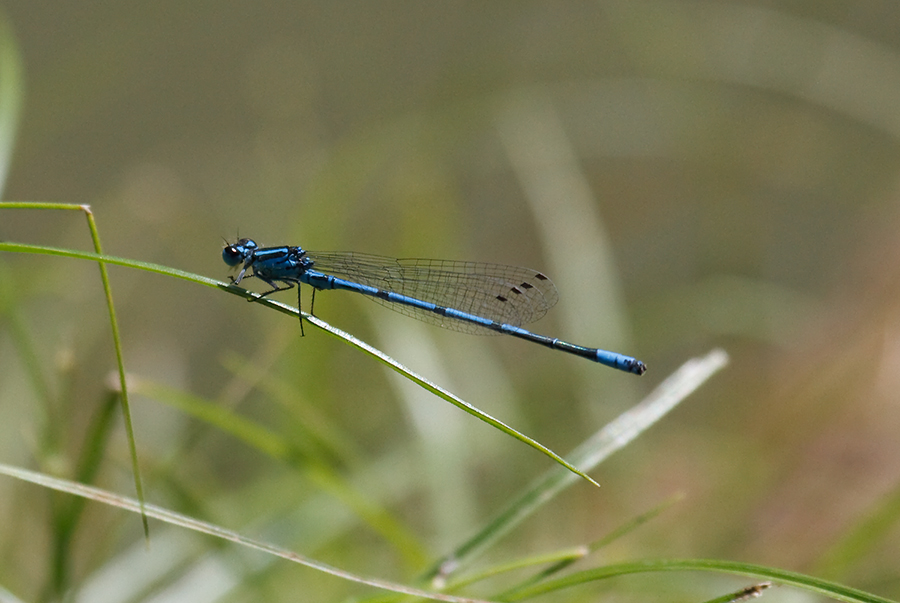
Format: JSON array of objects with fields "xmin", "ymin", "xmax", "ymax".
[
  {"xmin": 0, "ymin": 239, "xmax": 601, "ymax": 487},
  {"xmin": 81, "ymin": 207, "xmax": 149, "ymax": 539},
  {"xmin": 0, "ymin": 462, "xmax": 492, "ymax": 603},
  {"xmin": 0, "ymin": 204, "xmax": 150, "ymax": 539},
  {"xmin": 494, "ymin": 493, "xmax": 684, "ymax": 599},
  {"xmin": 421, "ymin": 349, "xmax": 729, "ymax": 585},
  {"xmin": 300, "ymin": 310, "xmax": 601, "ymax": 488},
  {"xmin": 503, "ymin": 558, "xmax": 896, "ymax": 603},
  {"xmin": 431, "ymin": 494, "xmax": 684, "ymax": 598},
  {"xmin": 441, "ymin": 547, "xmax": 591, "ymax": 593}
]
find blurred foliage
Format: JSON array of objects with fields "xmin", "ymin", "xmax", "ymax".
[{"xmin": 2, "ymin": 2, "xmax": 900, "ymax": 602}]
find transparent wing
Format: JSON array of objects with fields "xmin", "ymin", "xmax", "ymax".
[{"xmin": 306, "ymin": 251, "xmax": 560, "ymax": 334}]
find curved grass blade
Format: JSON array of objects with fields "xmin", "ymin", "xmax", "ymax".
[
  {"xmin": 421, "ymin": 350, "xmax": 729, "ymax": 585},
  {"xmin": 424, "ymin": 494, "xmax": 684, "ymax": 599},
  {"xmin": 0, "ymin": 239, "xmax": 599, "ymax": 487},
  {"xmin": 369, "ymin": 495, "xmax": 683, "ymax": 603},
  {"xmin": 503, "ymin": 558, "xmax": 894, "ymax": 603},
  {"xmin": 492, "ymin": 493, "xmax": 685, "ymax": 599},
  {"xmin": 440, "ymin": 547, "xmax": 590, "ymax": 594},
  {"xmin": 0, "ymin": 203, "xmax": 149, "ymax": 538},
  {"xmin": 0, "ymin": 462, "xmax": 492, "ymax": 603}
]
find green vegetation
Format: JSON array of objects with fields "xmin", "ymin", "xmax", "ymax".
[{"xmin": 2, "ymin": 4, "xmax": 900, "ymax": 602}]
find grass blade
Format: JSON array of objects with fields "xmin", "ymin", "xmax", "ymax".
[
  {"xmin": 493, "ymin": 493, "xmax": 685, "ymax": 599},
  {"xmin": 0, "ymin": 462, "xmax": 491, "ymax": 603},
  {"xmin": 0, "ymin": 239, "xmax": 601, "ymax": 487},
  {"xmin": 503, "ymin": 558, "xmax": 895, "ymax": 603},
  {"xmin": 421, "ymin": 349, "xmax": 729, "ymax": 584},
  {"xmin": 0, "ymin": 204, "xmax": 150, "ymax": 539}
]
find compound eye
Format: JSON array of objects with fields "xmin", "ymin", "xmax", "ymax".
[{"xmin": 222, "ymin": 244, "xmax": 245, "ymax": 266}]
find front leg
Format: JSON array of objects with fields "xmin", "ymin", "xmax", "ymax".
[{"xmin": 233, "ymin": 259, "xmax": 255, "ymax": 285}]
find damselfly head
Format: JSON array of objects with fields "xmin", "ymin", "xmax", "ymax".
[{"xmin": 222, "ymin": 238, "xmax": 258, "ymax": 266}]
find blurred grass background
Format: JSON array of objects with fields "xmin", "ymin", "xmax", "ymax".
[{"xmin": 1, "ymin": 2, "xmax": 900, "ymax": 601}]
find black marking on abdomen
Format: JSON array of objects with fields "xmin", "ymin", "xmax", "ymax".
[{"xmin": 535, "ymin": 273, "xmax": 549, "ymax": 281}]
